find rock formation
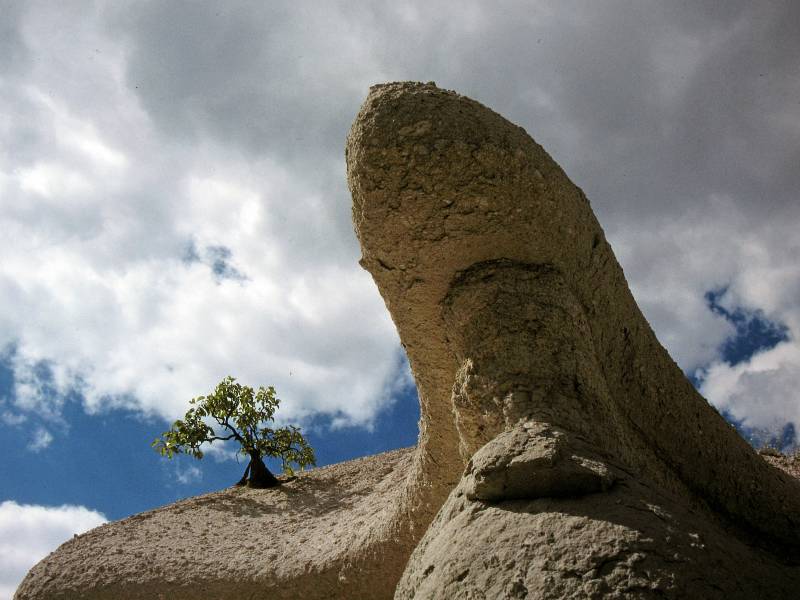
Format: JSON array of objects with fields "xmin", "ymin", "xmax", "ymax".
[
  {"xmin": 15, "ymin": 449, "xmax": 416, "ymax": 600},
  {"xmin": 346, "ymin": 82, "xmax": 800, "ymax": 597},
  {"xmin": 16, "ymin": 82, "xmax": 800, "ymax": 599}
]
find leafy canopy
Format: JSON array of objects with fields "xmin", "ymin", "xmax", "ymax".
[{"xmin": 153, "ymin": 376, "xmax": 315, "ymax": 476}]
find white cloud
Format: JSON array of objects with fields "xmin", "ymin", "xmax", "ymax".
[
  {"xmin": 0, "ymin": 412, "xmax": 26, "ymax": 427},
  {"xmin": 27, "ymin": 427, "xmax": 53, "ymax": 452},
  {"xmin": 203, "ymin": 440, "xmax": 241, "ymax": 463},
  {"xmin": 17, "ymin": 162, "xmax": 93, "ymax": 198},
  {"xmin": 0, "ymin": 4, "xmax": 403, "ymax": 429},
  {"xmin": 700, "ymin": 341, "xmax": 800, "ymax": 434},
  {"xmin": 175, "ymin": 464, "xmax": 202, "ymax": 485},
  {"xmin": 0, "ymin": 501, "xmax": 106, "ymax": 599},
  {"xmin": 2, "ymin": 152, "xmax": 402, "ymax": 426}
]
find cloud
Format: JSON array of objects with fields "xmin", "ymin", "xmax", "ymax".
[
  {"xmin": 184, "ymin": 243, "xmax": 249, "ymax": 283},
  {"xmin": 0, "ymin": 2, "xmax": 402, "ymax": 429},
  {"xmin": 705, "ymin": 289, "xmax": 789, "ymax": 366},
  {"xmin": 701, "ymin": 341, "xmax": 800, "ymax": 436},
  {"xmin": 0, "ymin": 501, "xmax": 106, "ymax": 599},
  {"xmin": 0, "ymin": 1, "xmax": 797, "ymax": 446},
  {"xmin": 0, "ymin": 411, "xmax": 26, "ymax": 427},
  {"xmin": 0, "ymin": 0, "xmax": 30, "ymax": 78},
  {"xmin": 27, "ymin": 427, "xmax": 53, "ymax": 452},
  {"xmin": 610, "ymin": 194, "xmax": 799, "ymax": 373},
  {"xmin": 175, "ymin": 464, "xmax": 202, "ymax": 485}
]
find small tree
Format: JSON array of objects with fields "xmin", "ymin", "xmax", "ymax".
[{"xmin": 153, "ymin": 376, "xmax": 315, "ymax": 488}]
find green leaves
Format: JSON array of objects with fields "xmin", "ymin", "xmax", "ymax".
[{"xmin": 152, "ymin": 376, "xmax": 316, "ymax": 477}]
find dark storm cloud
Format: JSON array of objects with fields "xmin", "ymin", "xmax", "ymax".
[
  {"xmin": 108, "ymin": 1, "xmax": 800, "ymax": 227},
  {"xmin": 0, "ymin": 0, "xmax": 31, "ymax": 76},
  {"xmin": 108, "ymin": 1, "xmax": 368, "ymax": 169},
  {"xmin": 670, "ymin": 3, "xmax": 800, "ymax": 216}
]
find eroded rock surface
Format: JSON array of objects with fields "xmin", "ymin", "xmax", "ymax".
[
  {"xmin": 397, "ymin": 462, "xmax": 800, "ymax": 599},
  {"xmin": 15, "ymin": 448, "xmax": 415, "ymax": 600},
  {"xmin": 345, "ymin": 82, "xmax": 800, "ymax": 597},
  {"xmin": 464, "ymin": 422, "xmax": 617, "ymax": 503}
]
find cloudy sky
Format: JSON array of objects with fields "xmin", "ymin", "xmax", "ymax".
[{"xmin": 1, "ymin": 0, "xmax": 798, "ymax": 595}]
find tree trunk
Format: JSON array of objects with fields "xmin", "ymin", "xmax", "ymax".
[
  {"xmin": 235, "ymin": 461, "xmax": 251, "ymax": 486},
  {"xmin": 243, "ymin": 453, "xmax": 280, "ymax": 488}
]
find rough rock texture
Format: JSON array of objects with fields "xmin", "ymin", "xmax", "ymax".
[
  {"xmin": 14, "ymin": 448, "xmax": 415, "ymax": 600},
  {"xmin": 345, "ymin": 82, "xmax": 800, "ymax": 597},
  {"xmin": 398, "ymin": 446, "xmax": 800, "ymax": 599},
  {"xmin": 763, "ymin": 450, "xmax": 800, "ymax": 480}
]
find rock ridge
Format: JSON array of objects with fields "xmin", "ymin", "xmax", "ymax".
[{"xmin": 15, "ymin": 448, "xmax": 416, "ymax": 600}]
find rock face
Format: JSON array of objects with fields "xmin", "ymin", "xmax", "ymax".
[
  {"xmin": 345, "ymin": 82, "xmax": 800, "ymax": 597},
  {"xmin": 397, "ymin": 454, "xmax": 800, "ymax": 599}
]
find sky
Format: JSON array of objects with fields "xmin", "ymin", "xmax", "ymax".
[{"xmin": 1, "ymin": 1, "xmax": 798, "ymax": 596}]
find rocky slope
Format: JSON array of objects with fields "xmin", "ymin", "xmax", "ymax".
[
  {"xmin": 15, "ymin": 448, "xmax": 416, "ymax": 600},
  {"xmin": 763, "ymin": 449, "xmax": 800, "ymax": 480}
]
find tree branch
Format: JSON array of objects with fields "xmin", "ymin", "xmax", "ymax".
[
  {"xmin": 221, "ymin": 416, "xmax": 247, "ymax": 447},
  {"xmin": 207, "ymin": 433, "xmax": 238, "ymax": 442}
]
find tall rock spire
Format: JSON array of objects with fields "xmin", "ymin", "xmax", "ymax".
[{"xmin": 347, "ymin": 81, "xmax": 800, "ymax": 597}]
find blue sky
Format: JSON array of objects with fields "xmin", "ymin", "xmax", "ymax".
[
  {"xmin": 0, "ymin": 354, "xmax": 420, "ymax": 521},
  {"xmin": 1, "ymin": 1, "xmax": 799, "ymax": 597}
]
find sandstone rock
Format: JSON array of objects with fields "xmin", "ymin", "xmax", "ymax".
[
  {"xmin": 14, "ymin": 448, "xmax": 416, "ymax": 600},
  {"xmin": 345, "ymin": 82, "xmax": 800, "ymax": 597},
  {"xmin": 463, "ymin": 422, "xmax": 617, "ymax": 503},
  {"xmin": 397, "ymin": 462, "xmax": 800, "ymax": 599}
]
